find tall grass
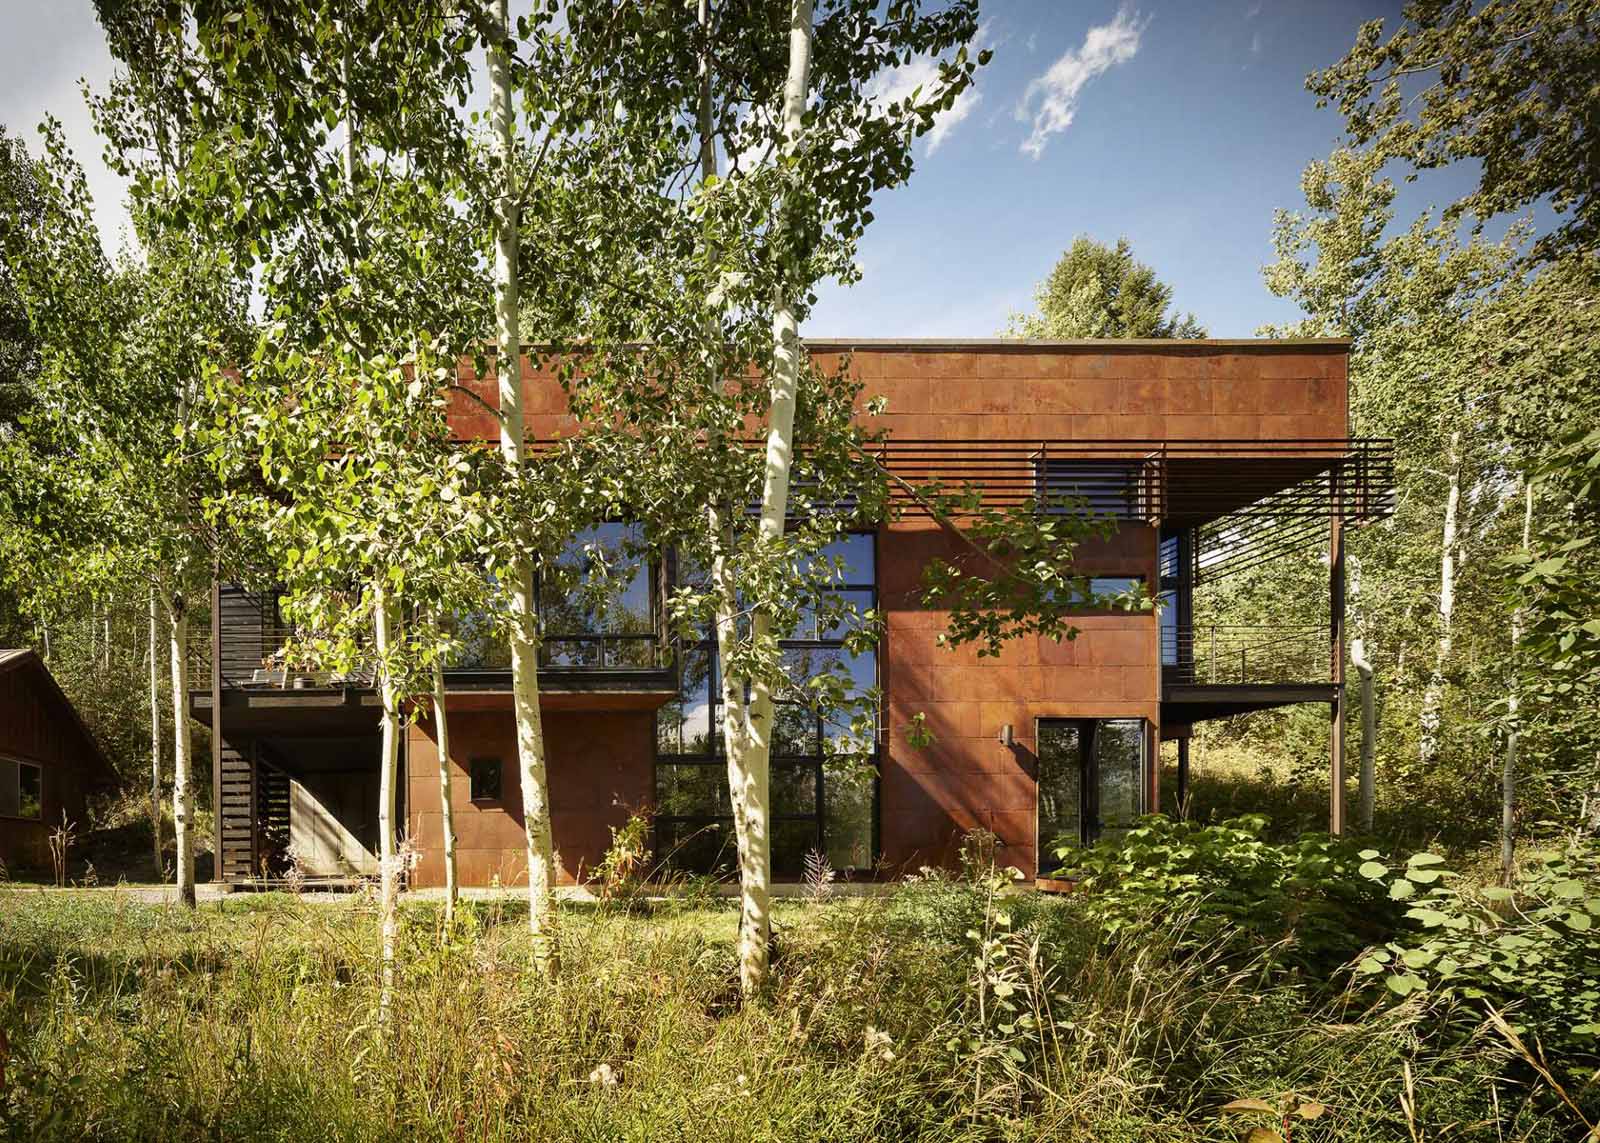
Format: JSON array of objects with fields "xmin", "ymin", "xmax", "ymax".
[{"xmin": 0, "ymin": 882, "xmax": 1581, "ymax": 1142}]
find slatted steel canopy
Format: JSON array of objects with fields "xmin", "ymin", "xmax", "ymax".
[{"xmin": 874, "ymin": 438, "xmax": 1392, "ymax": 520}]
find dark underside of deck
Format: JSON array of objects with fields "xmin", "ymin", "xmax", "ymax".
[
  {"xmin": 1162, "ymin": 681, "xmax": 1340, "ymax": 725},
  {"xmin": 191, "ymin": 665, "xmax": 679, "ymax": 734}
]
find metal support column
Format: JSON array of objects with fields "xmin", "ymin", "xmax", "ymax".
[
  {"xmin": 210, "ymin": 570, "xmax": 223, "ymax": 882},
  {"xmin": 1329, "ymin": 478, "xmax": 1347, "ymax": 835}
]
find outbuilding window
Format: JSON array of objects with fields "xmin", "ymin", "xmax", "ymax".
[{"xmin": 0, "ymin": 756, "xmax": 43, "ymax": 820}]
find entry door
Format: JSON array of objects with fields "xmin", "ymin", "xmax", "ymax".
[{"xmin": 1037, "ymin": 719, "xmax": 1147, "ymax": 858}]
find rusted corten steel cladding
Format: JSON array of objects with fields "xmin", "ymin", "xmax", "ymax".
[{"xmin": 408, "ymin": 340, "xmax": 1349, "ymax": 885}]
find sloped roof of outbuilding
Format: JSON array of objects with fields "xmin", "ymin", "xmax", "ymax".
[{"xmin": 0, "ymin": 649, "xmax": 120, "ymax": 788}]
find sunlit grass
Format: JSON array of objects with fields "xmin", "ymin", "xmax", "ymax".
[{"xmin": 0, "ymin": 882, "xmax": 1580, "ymax": 1142}]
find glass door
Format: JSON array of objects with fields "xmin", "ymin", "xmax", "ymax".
[{"xmin": 1037, "ymin": 718, "xmax": 1148, "ymax": 861}]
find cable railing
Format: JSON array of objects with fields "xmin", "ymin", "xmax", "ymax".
[
  {"xmin": 1162, "ymin": 624, "xmax": 1330, "ymax": 686},
  {"xmin": 195, "ymin": 586, "xmax": 671, "ymax": 690}
]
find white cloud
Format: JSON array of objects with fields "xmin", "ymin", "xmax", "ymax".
[
  {"xmin": 865, "ymin": 23, "xmax": 991, "ymax": 156},
  {"xmin": 0, "ymin": 0, "xmax": 131, "ymax": 253},
  {"xmin": 1015, "ymin": 7, "xmax": 1147, "ymax": 160}
]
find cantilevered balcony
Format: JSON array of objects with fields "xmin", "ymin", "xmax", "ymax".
[{"xmin": 1161, "ymin": 623, "xmax": 1338, "ymax": 722}]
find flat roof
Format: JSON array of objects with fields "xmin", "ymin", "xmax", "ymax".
[{"xmin": 804, "ymin": 338, "xmax": 1350, "ymax": 352}]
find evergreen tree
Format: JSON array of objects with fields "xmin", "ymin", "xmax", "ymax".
[{"xmin": 1006, "ymin": 236, "xmax": 1206, "ymax": 340}]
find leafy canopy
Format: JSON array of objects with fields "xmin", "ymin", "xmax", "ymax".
[
  {"xmin": 1311, "ymin": 0, "xmax": 1600, "ymax": 263},
  {"xmin": 1005, "ymin": 236, "xmax": 1205, "ymax": 340}
]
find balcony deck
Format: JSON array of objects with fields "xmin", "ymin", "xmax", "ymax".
[
  {"xmin": 1160, "ymin": 623, "xmax": 1338, "ymax": 723},
  {"xmin": 191, "ymin": 585, "xmax": 678, "ymax": 731}
]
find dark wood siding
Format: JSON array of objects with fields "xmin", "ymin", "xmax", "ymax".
[{"xmin": 0, "ymin": 664, "xmax": 96, "ymax": 869}]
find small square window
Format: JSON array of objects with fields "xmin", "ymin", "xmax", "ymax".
[{"xmin": 470, "ymin": 757, "xmax": 503, "ymax": 803}]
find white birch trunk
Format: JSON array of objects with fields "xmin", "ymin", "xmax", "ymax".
[
  {"xmin": 1349, "ymin": 555, "xmax": 1376, "ymax": 832},
  {"xmin": 1418, "ymin": 430, "xmax": 1462, "ymax": 769},
  {"xmin": 696, "ymin": 0, "xmax": 776, "ymax": 993},
  {"xmin": 432, "ymin": 655, "xmax": 458, "ymax": 925},
  {"xmin": 712, "ymin": 530, "xmax": 769, "ymax": 994},
  {"xmin": 1502, "ymin": 478, "xmax": 1533, "ymax": 881},
  {"xmin": 149, "ymin": 586, "xmax": 164, "ymax": 881},
  {"xmin": 167, "ymin": 591, "xmax": 196, "ymax": 907},
  {"xmin": 485, "ymin": 0, "xmax": 558, "ymax": 970},
  {"xmin": 720, "ymin": 0, "xmax": 815, "ymax": 998},
  {"xmin": 373, "ymin": 586, "xmax": 401, "ymax": 1026}
]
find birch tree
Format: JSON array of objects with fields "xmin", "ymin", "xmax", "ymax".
[
  {"xmin": 478, "ymin": 0, "xmax": 560, "ymax": 967},
  {"xmin": 510, "ymin": 0, "xmax": 986, "ymax": 995},
  {"xmin": 1, "ymin": 118, "xmax": 245, "ymax": 906}
]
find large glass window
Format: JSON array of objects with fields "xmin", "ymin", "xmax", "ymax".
[
  {"xmin": 540, "ymin": 522, "xmax": 655, "ymax": 667},
  {"xmin": 0, "ymin": 756, "xmax": 42, "ymax": 820},
  {"xmin": 656, "ymin": 534, "xmax": 878, "ymax": 875},
  {"xmin": 447, "ymin": 522, "xmax": 656, "ymax": 670},
  {"xmin": 1037, "ymin": 718, "xmax": 1148, "ymax": 864}
]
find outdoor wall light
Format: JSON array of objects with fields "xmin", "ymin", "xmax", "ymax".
[{"xmin": 997, "ymin": 723, "xmax": 1015, "ymax": 747}]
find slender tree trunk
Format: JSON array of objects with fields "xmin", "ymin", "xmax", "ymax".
[
  {"xmin": 149, "ymin": 586, "xmax": 164, "ymax": 880},
  {"xmin": 1419, "ymin": 430, "xmax": 1462, "ymax": 768},
  {"xmin": 432, "ymin": 655, "xmax": 458, "ymax": 926},
  {"xmin": 717, "ymin": 0, "xmax": 815, "ymax": 999},
  {"xmin": 1349, "ymin": 555, "xmax": 1377, "ymax": 832},
  {"xmin": 166, "ymin": 589, "xmax": 196, "ymax": 907},
  {"xmin": 711, "ymin": 523, "xmax": 770, "ymax": 994},
  {"xmin": 1502, "ymin": 478, "xmax": 1534, "ymax": 882},
  {"xmin": 373, "ymin": 586, "xmax": 401, "ymax": 1026},
  {"xmin": 695, "ymin": 0, "xmax": 776, "ymax": 992},
  {"xmin": 484, "ymin": 0, "xmax": 558, "ymax": 971}
]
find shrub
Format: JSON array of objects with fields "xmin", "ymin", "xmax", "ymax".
[
  {"xmin": 1062, "ymin": 814, "xmax": 1404, "ymax": 977},
  {"xmin": 592, "ymin": 807, "xmax": 654, "ymax": 904},
  {"xmin": 1354, "ymin": 842, "xmax": 1600, "ymax": 1066}
]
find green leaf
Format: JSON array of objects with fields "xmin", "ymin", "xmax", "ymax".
[
  {"xmin": 1406, "ymin": 907, "xmax": 1451, "ymax": 927},
  {"xmin": 1219, "ymin": 1098, "xmax": 1277, "ymax": 1114},
  {"xmin": 1385, "ymin": 973, "xmax": 1424, "ymax": 996}
]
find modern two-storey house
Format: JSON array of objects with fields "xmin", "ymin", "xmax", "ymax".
[{"xmin": 189, "ymin": 339, "xmax": 1391, "ymax": 887}]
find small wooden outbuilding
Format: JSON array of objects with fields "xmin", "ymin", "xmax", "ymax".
[{"xmin": 0, "ymin": 649, "xmax": 118, "ymax": 870}]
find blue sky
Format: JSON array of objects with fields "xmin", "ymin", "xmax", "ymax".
[
  {"xmin": 3, "ymin": 0, "xmax": 1482, "ymax": 340},
  {"xmin": 810, "ymin": 0, "xmax": 1469, "ymax": 339}
]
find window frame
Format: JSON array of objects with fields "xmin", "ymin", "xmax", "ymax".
[
  {"xmin": 0, "ymin": 754, "xmax": 44, "ymax": 822},
  {"xmin": 654, "ymin": 531, "xmax": 881, "ymax": 876},
  {"xmin": 534, "ymin": 521, "xmax": 660, "ymax": 669},
  {"xmin": 1035, "ymin": 717, "xmax": 1149, "ymax": 858},
  {"xmin": 469, "ymin": 756, "xmax": 504, "ymax": 804},
  {"xmin": 443, "ymin": 522, "xmax": 663, "ymax": 672}
]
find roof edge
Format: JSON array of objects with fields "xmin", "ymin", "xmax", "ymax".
[
  {"xmin": 802, "ymin": 337, "xmax": 1350, "ymax": 352},
  {"xmin": 0, "ymin": 649, "xmax": 120, "ymax": 787}
]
